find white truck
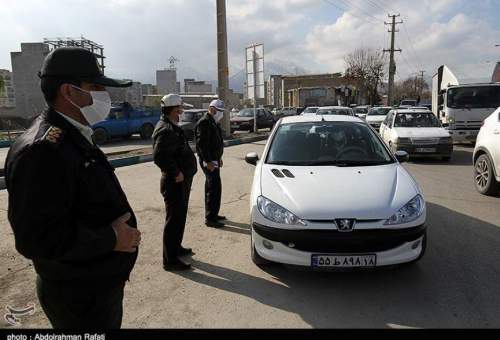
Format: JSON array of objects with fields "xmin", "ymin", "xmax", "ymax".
[{"xmin": 432, "ymin": 65, "xmax": 500, "ymax": 143}]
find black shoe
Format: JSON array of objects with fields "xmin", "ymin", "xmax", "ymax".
[
  {"xmin": 178, "ymin": 247, "xmax": 193, "ymax": 256},
  {"xmin": 163, "ymin": 258, "xmax": 191, "ymax": 271},
  {"xmin": 215, "ymin": 215, "xmax": 227, "ymax": 221},
  {"xmin": 205, "ymin": 219, "xmax": 225, "ymax": 228}
]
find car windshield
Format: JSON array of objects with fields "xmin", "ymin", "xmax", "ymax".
[
  {"xmin": 317, "ymin": 108, "xmax": 352, "ymax": 116},
  {"xmin": 303, "ymin": 107, "xmax": 318, "ymax": 114},
  {"xmin": 237, "ymin": 109, "xmax": 256, "ymax": 117},
  {"xmin": 394, "ymin": 113, "xmax": 441, "ymax": 127},
  {"xmin": 447, "ymin": 86, "xmax": 500, "ymax": 109},
  {"xmin": 354, "ymin": 108, "xmax": 368, "ymax": 114},
  {"xmin": 266, "ymin": 122, "xmax": 393, "ymax": 166},
  {"xmin": 401, "ymin": 100, "xmax": 417, "ymax": 106},
  {"xmin": 368, "ymin": 108, "xmax": 392, "ymax": 116}
]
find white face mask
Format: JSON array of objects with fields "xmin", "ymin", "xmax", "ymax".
[
  {"xmin": 69, "ymin": 86, "xmax": 112, "ymax": 125},
  {"xmin": 214, "ymin": 111, "xmax": 224, "ymax": 123}
]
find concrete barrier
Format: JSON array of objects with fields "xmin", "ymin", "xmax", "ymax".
[{"xmin": 0, "ymin": 133, "xmax": 270, "ymax": 191}]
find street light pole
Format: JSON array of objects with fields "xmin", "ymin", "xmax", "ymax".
[{"xmin": 216, "ymin": 0, "xmax": 230, "ymax": 137}]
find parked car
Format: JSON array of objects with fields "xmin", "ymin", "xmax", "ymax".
[
  {"xmin": 301, "ymin": 107, "xmax": 320, "ymax": 115},
  {"xmin": 353, "ymin": 105, "xmax": 370, "ymax": 120},
  {"xmin": 379, "ymin": 109, "xmax": 453, "ymax": 161},
  {"xmin": 230, "ymin": 108, "xmax": 276, "ymax": 132},
  {"xmin": 400, "ymin": 99, "xmax": 418, "ymax": 107},
  {"xmin": 91, "ymin": 102, "xmax": 160, "ymax": 145},
  {"xmin": 280, "ymin": 107, "xmax": 298, "ymax": 117},
  {"xmin": 473, "ymin": 108, "xmax": 500, "ymax": 195},
  {"xmin": 366, "ymin": 106, "xmax": 393, "ymax": 130},
  {"xmin": 245, "ymin": 115, "xmax": 426, "ymax": 268},
  {"xmin": 179, "ymin": 109, "xmax": 206, "ymax": 140},
  {"xmin": 316, "ymin": 106, "xmax": 355, "ymax": 116}
]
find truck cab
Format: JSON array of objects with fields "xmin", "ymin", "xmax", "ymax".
[
  {"xmin": 92, "ymin": 102, "xmax": 161, "ymax": 145},
  {"xmin": 432, "ymin": 65, "xmax": 500, "ymax": 143}
]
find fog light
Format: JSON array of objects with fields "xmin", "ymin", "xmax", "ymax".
[
  {"xmin": 411, "ymin": 240, "xmax": 421, "ymax": 250},
  {"xmin": 262, "ymin": 240, "xmax": 274, "ymax": 250},
  {"xmin": 288, "ymin": 243, "xmax": 296, "ymax": 248}
]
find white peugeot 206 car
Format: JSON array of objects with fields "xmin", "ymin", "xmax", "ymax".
[{"xmin": 245, "ymin": 115, "xmax": 427, "ymax": 269}]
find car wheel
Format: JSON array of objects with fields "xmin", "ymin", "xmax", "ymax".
[
  {"xmin": 92, "ymin": 128, "xmax": 108, "ymax": 145},
  {"xmin": 474, "ymin": 154, "xmax": 499, "ymax": 196},
  {"xmin": 140, "ymin": 124, "xmax": 154, "ymax": 140},
  {"xmin": 251, "ymin": 233, "xmax": 273, "ymax": 266}
]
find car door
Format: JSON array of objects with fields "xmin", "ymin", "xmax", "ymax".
[
  {"xmin": 492, "ymin": 111, "xmax": 500, "ymax": 176},
  {"xmin": 380, "ymin": 111, "xmax": 392, "ymax": 140}
]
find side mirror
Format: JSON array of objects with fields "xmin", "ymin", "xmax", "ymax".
[
  {"xmin": 245, "ymin": 152, "xmax": 259, "ymax": 166},
  {"xmin": 395, "ymin": 150, "xmax": 409, "ymax": 163}
]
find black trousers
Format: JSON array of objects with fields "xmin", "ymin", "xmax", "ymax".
[
  {"xmin": 36, "ymin": 276, "xmax": 125, "ymax": 329},
  {"xmin": 201, "ymin": 165, "xmax": 222, "ymax": 221},
  {"xmin": 161, "ymin": 175, "xmax": 193, "ymax": 263}
]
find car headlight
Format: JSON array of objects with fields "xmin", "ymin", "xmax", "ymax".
[
  {"xmin": 439, "ymin": 137, "xmax": 452, "ymax": 144},
  {"xmin": 257, "ymin": 196, "xmax": 307, "ymax": 226},
  {"xmin": 384, "ymin": 195, "xmax": 425, "ymax": 226}
]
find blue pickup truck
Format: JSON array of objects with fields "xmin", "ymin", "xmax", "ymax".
[{"xmin": 91, "ymin": 102, "xmax": 161, "ymax": 145}]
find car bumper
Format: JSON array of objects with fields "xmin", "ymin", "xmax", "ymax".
[
  {"xmin": 447, "ymin": 130, "xmax": 479, "ymax": 143},
  {"xmin": 394, "ymin": 143, "xmax": 453, "ymax": 156},
  {"xmin": 231, "ymin": 123, "xmax": 253, "ymax": 131},
  {"xmin": 252, "ymin": 222, "xmax": 426, "ymax": 267}
]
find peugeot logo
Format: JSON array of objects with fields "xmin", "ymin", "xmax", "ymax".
[{"xmin": 335, "ymin": 219, "xmax": 356, "ymax": 232}]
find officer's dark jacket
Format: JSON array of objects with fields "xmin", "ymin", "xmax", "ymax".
[
  {"xmin": 194, "ymin": 113, "xmax": 224, "ymax": 163},
  {"xmin": 152, "ymin": 115, "xmax": 197, "ymax": 179},
  {"xmin": 5, "ymin": 109, "xmax": 138, "ymax": 284}
]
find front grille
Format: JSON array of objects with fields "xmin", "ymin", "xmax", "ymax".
[
  {"xmin": 253, "ymin": 223, "xmax": 426, "ymax": 253},
  {"xmin": 410, "ymin": 138, "xmax": 439, "ymax": 145}
]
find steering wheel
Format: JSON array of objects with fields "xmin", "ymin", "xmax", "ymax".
[{"xmin": 336, "ymin": 146, "xmax": 368, "ymax": 159}]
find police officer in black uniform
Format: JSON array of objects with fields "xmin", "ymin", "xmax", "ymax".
[
  {"xmin": 153, "ymin": 94, "xmax": 198, "ymax": 271},
  {"xmin": 195, "ymin": 99, "xmax": 226, "ymax": 228},
  {"xmin": 5, "ymin": 47, "xmax": 141, "ymax": 329}
]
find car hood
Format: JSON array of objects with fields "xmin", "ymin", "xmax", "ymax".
[
  {"xmin": 231, "ymin": 117, "xmax": 254, "ymax": 123},
  {"xmin": 366, "ymin": 116, "xmax": 386, "ymax": 123},
  {"xmin": 393, "ymin": 127, "xmax": 450, "ymax": 138},
  {"xmin": 260, "ymin": 163, "xmax": 419, "ymax": 220}
]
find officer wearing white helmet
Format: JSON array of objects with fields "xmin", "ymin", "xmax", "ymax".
[
  {"xmin": 194, "ymin": 99, "xmax": 226, "ymax": 228},
  {"xmin": 152, "ymin": 94, "xmax": 197, "ymax": 271}
]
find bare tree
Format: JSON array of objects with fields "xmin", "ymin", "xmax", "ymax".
[
  {"xmin": 344, "ymin": 49, "xmax": 386, "ymax": 105},
  {"xmin": 393, "ymin": 76, "xmax": 430, "ymax": 104}
]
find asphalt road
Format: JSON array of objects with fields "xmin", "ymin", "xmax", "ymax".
[{"xmin": 1, "ymin": 141, "xmax": 500, "ymax": 328}]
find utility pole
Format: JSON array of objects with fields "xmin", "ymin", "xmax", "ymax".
[
  {"xmin": 384, "ymin": 14, "xmax": 403, "ymax": 106},
  {"xmin": 216, "ymin": 0, "xmax": 230, "ymax": 137},
  {"xmin": 418, "ymin": 70, "xmax": 425, "ymax": 96}
]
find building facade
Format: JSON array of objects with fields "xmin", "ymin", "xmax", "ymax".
[
  {"xmin": 184, "ymin": 79, "xmax": 213, "ymax": 94},
  {"xmin": 107, "ymin": 81, "xmax": 143, "ymax": 107},
  {"xmin": 0, "ymin": 69, "xmax": 16, "ymax": 109},
  {"xmin": 156, "ymin": 69, "xmax": 178, "ymax": 95},
  {"xmin": 11, "ymin": 43, "xmax": 50, "ymax": 118}
]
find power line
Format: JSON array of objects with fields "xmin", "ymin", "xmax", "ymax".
[
  {"xmin": 401, "ymin": 21, "xmax": 424, "ymax": 71},
  {"xmin": 365, "ymin": 0, "xmax": 388, "ymax": 12},
  {"xmin": 322, "ymin": 0, "xmax": 380, "ymax": 24},
  {"xmin": 337, "ymin": 0, "xmax": 385, "ymax": 23}
]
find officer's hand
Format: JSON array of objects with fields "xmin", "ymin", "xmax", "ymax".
[
  {"xmin": 175, "ymin": 171, "xmax": 185, "ymax": 183},
  {"xmin": 112, "ymin": 213, "xmax": 141, "ymax": 253},
  {"xmin": 206, "ymin": 162, "xmax": 216, "ymax": 172},
  {"xmin": 220, "ymin": 159, "xmax": 223, "ymax": 168}
]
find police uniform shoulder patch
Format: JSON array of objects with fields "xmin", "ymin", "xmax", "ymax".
[{"xmin": 41, "ymin": 126, "xmax": 64, "ymax": 144}]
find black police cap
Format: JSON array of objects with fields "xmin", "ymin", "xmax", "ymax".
[{"xmin": 39, "ymin": 47, "xmax": 132, "ymax": 88}]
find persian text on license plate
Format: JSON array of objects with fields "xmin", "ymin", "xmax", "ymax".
[
  {"xmin": 416, "ymin": 148, "xmax": 436, "ymax": 153},
  {"xmin": 311, "ymin": 254, "xmax": 377, "ymax": 268}
]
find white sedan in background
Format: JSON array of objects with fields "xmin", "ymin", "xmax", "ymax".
[
  {"xmin": 379, "ymin": 109, "xmax": 453, "ymax": 161},
  {"xmin": 365, "ymin": 106, "xmax": 393, "ymax": 130},
  {"xmin": 245, "ymin": 115, "xmax": 427, "ymax": 269},
  {"xmin": 316, "ymin": 106, "xmax": 355, "ymax": 116}
]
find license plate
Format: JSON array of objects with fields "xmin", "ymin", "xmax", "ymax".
[
  {"xmin": 415, "ymin": 148, "xmax": 436, "ymax": 153},
  {"xmin": 311, "ymin": 254, "xmax": 377, "ymax": 268}
]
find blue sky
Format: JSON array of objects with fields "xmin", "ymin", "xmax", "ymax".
[{"xmin": 1, "ymin": 0, "xmax": 499, "ymax": 86}]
